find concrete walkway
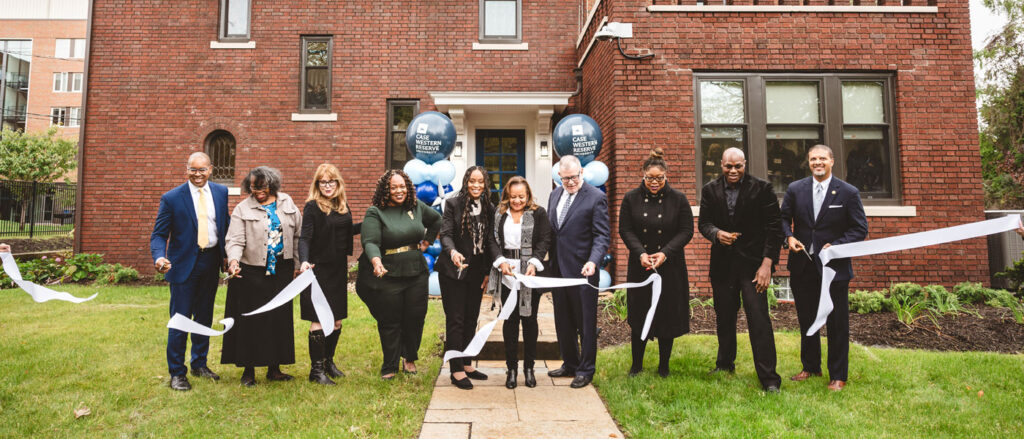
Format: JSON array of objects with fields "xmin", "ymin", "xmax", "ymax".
[{"xmin": 419, "ymin": 295, "xmax": 624, "ymax": 439}]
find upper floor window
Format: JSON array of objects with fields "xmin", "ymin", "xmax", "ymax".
[
  {"xmin": 52, "ymin": 72, "xmax": 83, "ymax": 92},
  {"xmin": 219, "ymin": 0, "xmax": 251, "ymax": 41},
  {"xmin": 695, "ymin": 72, "xmax": 896, "ymax": 201},
  {"xmin": 205, "ymin": 130, "xmax": 237, "ymax": 184},
  {"xmin": 479, "ymin": 0, "xmax": 521, "ymax": 43},
  {"xmin": 55, "ymin": 39, "xmax": 85, "ymax": 59},
  {"xmin": 50, "ymin": 107, "xmax": 80, "ymax": 127},
  {"xmin": 386, "ymin": 100, "xmax": 420, "ymax": 170},
  {"xmin": 300, "ymin": 36, "xmax": 332, "ymax": 113}
]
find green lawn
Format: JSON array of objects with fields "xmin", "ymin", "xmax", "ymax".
[
  {"xmin": 0, "ymin": 284, "xmax": 444, "ymax": 438},
  {"xmin": 0, "ymin": 219, "xmax": 73, "ymax": 239},
  {"xmin": 595, "ymin": 332, "xmax": 1024, "ymax": 438}
]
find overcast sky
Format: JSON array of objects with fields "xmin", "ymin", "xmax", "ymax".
[{"xmin": 970, "ymin": 0, "xmax": 1008, "ymax": 50}]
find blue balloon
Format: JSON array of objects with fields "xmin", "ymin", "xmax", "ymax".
[
  {"xmin": 416, "ymin": 182, "xmax": 438, "ymax": 205},
  {"xmin": 598, "ymin": 184, "xmax": 607, "ymax": 193},
  {"xmin": 428, "ymin": 271, "xmax": 441, "ymax": 296},
  {"xmin": 601, "ymin": 254, "xmax": 613, "ymax": 268},
  {"xmin": 427, "ymin": 239, "xmax": 442, "ymax": 257},
  {"xmin": 583, "ymin": 160, "xmax": 609, "ymax": 187},
  {"xmin": 431, "ymin": 160, "xmax": 457, "ymax": 186},
  {"xmin": 404, "ymin": 159, "xmax": 433, "ymax": 185},
  {"xmin": 553, "ymin": 114, "xmax": 603, "ymax": 165},
  {"xmin": 599, "ymin": 269, "xmax": 612, "ymax": 289},
  {"xmin": 432, "ymin": 205, "xmax": 443, "ymax": 214},
  {"xmin": 423, "ymin": 253, "xmax": 435, "ymax": 272},
  {"xmin": 406, "ymin": 111, "xmax": 456, "ymax": 164},
  {"xmin": 443, "ymin": 184, "xmax": 454, "ymax": 194},
  {"xmin": 551, "ymin": 163, "xmax": 562, "ymax": 187}
]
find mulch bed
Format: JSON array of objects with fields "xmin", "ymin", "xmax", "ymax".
[
  {"xmin": 4, "ymin": 237, "xmax": 74, "ymax": 255},
  {"xmin": 598, "ymin": 302, "xmax": 1024, "ymax": 354}
]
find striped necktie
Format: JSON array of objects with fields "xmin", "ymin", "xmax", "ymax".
[{"xmin": 558, "ymin": 193, "xmax": 574, "ymax": 228}]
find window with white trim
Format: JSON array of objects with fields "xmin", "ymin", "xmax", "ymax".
[
  {"xmin": 55, "ymin": 39, "xmax": 85, "ymax": 59},
  {"xmin": 50, "ymin": 107, "xmax": 80, "ymax": 127},
  {"xmin": 52, "ymin": 72, "xmax": 83, "ymax": 92}
]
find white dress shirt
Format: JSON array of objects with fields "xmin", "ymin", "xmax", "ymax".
[
  {"xmin": 492, "ymin": 213, "xmax": 543, "ymax": 272},
  {"xmin": 188, "ymin": 181, "xmax": 218, "ymax": 249}
]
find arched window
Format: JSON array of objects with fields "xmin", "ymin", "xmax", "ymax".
[{"xmin": 205, "ymin": 130, "xmax": 236, "ymax": 183}]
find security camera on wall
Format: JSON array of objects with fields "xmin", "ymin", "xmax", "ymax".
[{"xmin": 595, "ymin": 22, "xmax": 633, "ymax": 41}]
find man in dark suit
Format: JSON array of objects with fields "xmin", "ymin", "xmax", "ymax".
[
  {"xmin": 546, "ymin": 155, "xmax": 610, "ymax": 389},
  {"xmin": 151, "ymin": 152, "xmax": 229, "ymax": 391},
  {"xmin": 698, "ymin": 147, "xmax": 783, "ymax": 393},
  {"xmin": 781, "ymin": 144, "xmax": 868, "ymax": 392}
]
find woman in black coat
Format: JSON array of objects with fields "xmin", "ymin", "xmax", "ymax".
[
  {"xmin": 298, "ymin": 163, "xmax": 359, "ymax": 385},
  {"xmin": 488, "ymin": 176, "xmax": 552, "ymax": 389},
  {"xmin": 618, "ymin": 148, "xmax": 694, "ymax": 378},
  {"xmin": 436, "ymin": 166, "xmax": 499, "ymax": 390}
]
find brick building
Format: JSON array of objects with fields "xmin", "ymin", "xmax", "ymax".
[
  {"xmin": 0, "ymin": 0, "xmax": 88, "ymax": 141},
  {"xmin": 78, "ymin": 0, "xmax": 987, "ymax": 292}
]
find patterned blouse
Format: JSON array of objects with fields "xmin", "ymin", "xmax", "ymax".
[{"xmin": 265, "ymin": 201, "xmax": 284, "ymax": 275}]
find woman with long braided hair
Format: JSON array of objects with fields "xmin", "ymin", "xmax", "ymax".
[
  {"xmin": 435, "ymin": 166, "xmax": 499, "ymax": 389},
  {"xmin": 355, "ymin": 169, "xmax": 442, "ymax": 380}
]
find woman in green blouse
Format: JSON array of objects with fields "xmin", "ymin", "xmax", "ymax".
[{"xmin": 356, "ymin": 169, "xmax": 442, "ymax": 379}]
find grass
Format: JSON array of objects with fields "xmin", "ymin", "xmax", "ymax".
[
  {"xmin": 0, "ymin": 284, "xmax": 445, "ymax": 438},
  {"xmin": 595, "ymin": 331, "xmax": 1024, "ymax": 438},
  {"xmin": 0, "ymin": 219, "xmax": 73, "ymax": 239}
]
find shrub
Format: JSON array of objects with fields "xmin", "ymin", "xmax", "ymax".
[
  {"xmin": 887, "ymin": 283, "xmax": 925, "ymax": 308},
  {"xmin": 996, "ymin": 254, "xmax": 1024, "ymax": 298},
  {"xmin": 984, "ymin": 289, "xmax": 1024, "ymax": 324},
  {"xmin": 889, "ymin": 293, "xmax": 938, "ymax": 328},
  {"xmin": 922, "ymin": 285, "xmax": 961, "ymax": 315},
  {"xmin": 0, "ymin": 253, "xmax": 136, "ymax": 288},
  {"xmin": 600, "ymin": 288, "xmax": 628, "ymax": 321},
  {"xmin": 95, "ymin": 264, "xmax": 139, "ymax": 285},
  {"xmin": 952, "ymin": 282, "xmax": 989, "ymax": 304},
  {"xmin": 765, "ymin": 284, "xmax": 780, "ymax": 310},
  {"xmin": 850, "ymin": 290, "xmax": 886, "ymax": 314}
]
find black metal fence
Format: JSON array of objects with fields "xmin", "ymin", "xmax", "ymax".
[{"xmin": 0, "ymin": 180, "xmax": 76, "ymax": 238}]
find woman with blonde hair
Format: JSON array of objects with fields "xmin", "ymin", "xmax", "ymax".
[{"xmin": 298, "ymin": 163, "xmax": 359, "ymax": 385}]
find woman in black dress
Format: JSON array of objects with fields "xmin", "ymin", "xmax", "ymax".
[
  {"xmin": 298, "ymin": 163, "xmax": 359, "ymax": 385},
  {"xmin": 618, "ymin": 148, "xmax": 694, "ymax": 378},
  {"xmin": 488, "ymin": 176, "xmax": 552, "ymax": 389},
  {"xmin": 436, "ymin": 166, "xmax": 498, "ymax": 390},
  {"xmin": 223, "ymin": 166, "xmax": 302, "ymax": 386}
]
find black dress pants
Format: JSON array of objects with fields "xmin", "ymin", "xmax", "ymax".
[
  {"xmin": 438, "ymin": 269, "xmax": 486, "ymax": 372},
  {"xmin": 358, "ymin": 273, "xmax": 428, "ymax": 375},
  {"xmin": 710, "ymin": 257, "xmax": 781, "ymax": 388},
  {"xmin": 501, "ymin": 284, "xmax": 543, "ymax": 371},
  {"xmin": 792, "ymin": 270, "xmax": 850, "ymax": 382},
  {"xmin": 552, "ymin": 283, "xmax": 598, "ymax": 377}
]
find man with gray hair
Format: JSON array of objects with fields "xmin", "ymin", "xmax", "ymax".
[
  {"xmin": 151, "ymin": 152, "xmax": 229, "ymax": 391},
  {"xmin": 546, "ymin": 155, "xmax": 610, "ymax": 389}
]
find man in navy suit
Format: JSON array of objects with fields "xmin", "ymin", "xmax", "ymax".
[
  {"xmin": 780, "ymin": 144, "xmax": 867, "ymax": 392},
  {"xmin": 151, "ymin": 152, "xmax": 229, "ymax": 391},
  {"xmin": 546, "ymin": 155, "xmax": 610, "ymax": 389}
]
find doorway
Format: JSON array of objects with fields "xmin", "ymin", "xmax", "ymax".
[{"xmin": 476, "ymin": 129, "xmax": 525, "ymax": 204}]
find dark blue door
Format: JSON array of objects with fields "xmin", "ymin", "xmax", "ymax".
[{"xmin": 476, "ymin": 129, "xmax": 526, "ymax": 204}]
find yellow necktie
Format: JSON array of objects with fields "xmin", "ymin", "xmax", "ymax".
[{"xmin": 197, "ymin": 187, "xmax": 209, "ymax": 249}]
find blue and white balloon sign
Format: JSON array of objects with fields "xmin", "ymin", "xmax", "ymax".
[
  {"xmin": 553, "ymin": 114, "xmax": 602, "ymax": 165},
  {"xmin": 406, "ymin": 111, "xmax": 456, "ymax": 164}
]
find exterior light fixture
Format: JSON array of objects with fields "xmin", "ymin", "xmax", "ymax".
[
  {"xmin": 540, "ymin": 140, "xmax": 550, "ymax": 158},
  {"xmin": 595, "ymin": 22, "xmax": 653, "ymax": 60},
  {"xmin": 454, "ymin": 141, "xmax": 463, "ymax": 157}
]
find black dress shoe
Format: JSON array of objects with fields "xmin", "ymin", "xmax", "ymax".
[
  {"xmin": 266, "ymin": 370, "xmax": 294, "ymax": 382},
  {"xmin": 547, "ymin": 367, "xmax": 575, "ymax": 378},
  {"xmin": 451, "ymin": 375, "xmax": 473, "ymax": 390},
  {"xmin": 628, "ymin": 367, "xmax": 642, "ymax": 377},
  {"xmin": 169, "ymin": 375, "xmax": 191, "ymax": 391},
  {"xmin": 708, "ymin": 367, "xmax": 735, "ymax": 375},
  {"xmin": 505, "ymin": 370, "xmax": 518, "ymax": 389},
  {"xmin": 658, "ymin": 367, "xmax": 670, "ymax": 378},
  {"xmin": 466, "ymin": 370, "xmax": 488, "ymax": 380},
  {"xmin": 764, "ymin": 385, "xmax": 781, "ymax": 393},
  {"xmin": 240, "ymin": 374, "xmax": 256, "ymax": 387},
  {"xmin": 570, "ymin": 374, "xmax": 592, "ymax": 389},
  {"xmin": 190, "ymin": 366, "xmax": 220, "ymax": 381},
  {"xmin": 523, "ymin": 368, "xmax": 536, "ymax": 388}
]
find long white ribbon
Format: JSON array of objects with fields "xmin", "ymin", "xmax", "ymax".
[
  {"xmin": 167, "ymin": 268, "xmax": 336, "ymax": 337},
  {"xmin": 441, "ymin": 270, "xmax": 663, "ymax": 364},
  {"xmin": 1, "ymin": 252, "xmax": 97, "ymax": 303},
  {"xmin": 808, "ymin": 215, "xmax": 1021, "ymax": 335}
]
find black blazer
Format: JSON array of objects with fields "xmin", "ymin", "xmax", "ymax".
[
  {"xmin": 780, "ymin": 176, "xmax": 868, "ymax": 281},
  {"xmin": 436, "ymin": 195, "xmax": 500, "ymax": 279},
  {"xmin": 298, "ymin": 200, "xmax": 360, "ymax": 265},
  {"xmin": 698, "ymin": 174, "xmax": 784, "ymax": 280},
  {"xmin": 491, "ymin": 207, "xmax": 553, "ymax": 266}
]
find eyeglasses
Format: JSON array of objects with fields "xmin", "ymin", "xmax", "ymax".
[
  {"xmin": 250, "ymin": 187, "xmax": 269, "ymax": 194},
  {"xmin": 188, "ymin": 167, "xmax": 209, "ymax": 174},
  {"xmin": 318, "ymin": 180, "xmax": 338, "ymax": 188},
  {"xmin": 722, "ymin": 163, "xmax": 744, "ymax": 170},
  {"xmin": 643, "ymin": 175, "xmax": 666, "ymax": 183},
  {"xmin": 560, "ymin": 174, "xmax": 581, "ymax": 183}
]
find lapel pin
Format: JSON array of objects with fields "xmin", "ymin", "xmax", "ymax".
[{"xmin": 831, "ymin": 190, "xmax": 836, "ymax": 195}]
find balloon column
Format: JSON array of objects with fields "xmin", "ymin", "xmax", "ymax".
[
  {"xmin": 552, "ymin": 114, "xmax": 608, "ymax": 187},
  {"xmin": 401, "ymin": 111, "xmax": 459, "ymax": 296},
  {"xmin": 599, "ymin": 253, "xmax": 613, "ymax": 289}
]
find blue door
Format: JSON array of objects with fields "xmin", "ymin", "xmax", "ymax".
[{"xmin": 476, "ymin": 130, "xmax": 526, "ymax": 204}]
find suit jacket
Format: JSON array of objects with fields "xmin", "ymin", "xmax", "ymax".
[
  {"xmin": 698, "ymin": 174, "xmax": 783, "ymax": 280},
  {"xmin": 780, "ymin": 176, "xmax": 868, "ymax": 281},
  {"xmin": 436, "ymin": 195, "xmax": 500, "ymax": 280},
  {"xmin": 491, "ymin": 206, "xmax": 553, "ymax": 268},
  {"xmin": 298, "ymin": 200, "xmax": 359, "ymax": 266},
  {"xmin": 547, "ymin": 183, "xmax": 610, "ymax": 282},
  {"xmin": 150, "ymin": 182, "xmax": 229, "ymax": 284}
]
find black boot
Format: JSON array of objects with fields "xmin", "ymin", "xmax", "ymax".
[
  {"xmin": 657, "ymin": 337, "xmax": 673, "ymax": 378},
  {"xmin": 505, "ymin": 369, "xmax": 518, "ymax": 389},
  {"xmin": 523, "ymin": 368, "xmax": 537, "ymax": 388},
  {"xmin": 324, "ymin": 327, "xmax": 345, "ymax": 378},
  {"xmin": 308, "ymin": 330, "xmax": 335, "ymax": 385},
  {"xmin": 630, "ymin": 334, "xmax": 647, "ymax": 377}
]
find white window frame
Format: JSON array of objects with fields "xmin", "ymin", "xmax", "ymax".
[
  {"xmin": 53, "ymin": 72, "xmax": 66, "ymax": 92},
  {"xmin": 50, "ymin": 107, "xmax": 67, "ymax": 126},
  {"xmin": 71, "ymin": 72, "xmax": 83, "ymax": 92}
]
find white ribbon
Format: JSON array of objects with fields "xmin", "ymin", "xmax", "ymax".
[
  {"xmin": 167, "ymin": 268, "xmax": 336, "ymax": 337},
  {"xmin": 1, "ymin": 252, "xmax": 97, "ymax": 303},
  {"xmin": 167, "ymin": 313, "xmax": 234, "ymax": 336},
  {"xmin": 441, "ymin": 270, "xmax": 663, "ymax": 364},
  {"xmin": 808, "ymin": 215, "xmax": 1021, "ymax": 335}
]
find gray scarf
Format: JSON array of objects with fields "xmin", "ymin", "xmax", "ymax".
[{"xmin": 487, "ymin": 209, "xmax": 537, "ymax": 317}]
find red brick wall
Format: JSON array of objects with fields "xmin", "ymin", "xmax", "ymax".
[
  {"xmin": 79, "ymin": 1, "xmax": 579, "ymax": 266},
  {"xmin": 577, "ymin": 0, "xmax": 986, "ymax": 292}
]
